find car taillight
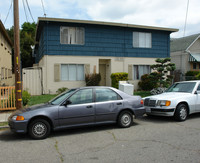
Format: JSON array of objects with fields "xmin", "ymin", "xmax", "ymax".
[{"xmin": 141, "ymin": 99, "xmax": 144, "ymax": 105}]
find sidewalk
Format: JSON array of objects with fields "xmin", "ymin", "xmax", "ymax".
[{"xmin": 0, "ymin": 112, "xmax": 12, "ymax": 122}]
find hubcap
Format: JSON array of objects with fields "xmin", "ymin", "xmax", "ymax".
[
  {"xmin": 33, "ymin": 123, "xmax": 46, "ymax": 137},
  {"xmin": 180, "ymin": 107, "xmax": 187, "ymax": 120},
  {"xmin": 121, "ymin": 114, "xmax": 131, "ymax": 126}
]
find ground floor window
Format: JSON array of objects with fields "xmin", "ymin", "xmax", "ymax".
[
  {"xmin": 61, "ymin": 64, "xmax": 84, "ymax": 81},
  {"xmin": 133, "ymin": 65, "xmax": 151, "ymax": 80}
]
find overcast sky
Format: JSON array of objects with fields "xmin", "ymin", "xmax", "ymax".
[{"xmin": 0, "ymin": 0, "xmax": 200, "ymax": 38}]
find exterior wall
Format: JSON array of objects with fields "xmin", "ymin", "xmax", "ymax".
[
  {"xmin": 36, "ymin": 22, "xmax": 171, "ymax": 63},
  {"xmin": 0, "ymin": 31, "xmax": 13, "ymax": 86},
  {"xmin": 171, "ymin": 51, "xmax": 190, "ymax": 74},
  {"xmin": 39, "ymin": 55, "xmax": 156, "ymax": 94},
  {"xmin": 188, "ymin": 38, "xmax": 200, "ymax": 53}
]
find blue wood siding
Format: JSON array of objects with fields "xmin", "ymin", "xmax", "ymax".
[{"xmin": 36, "ymin": 22, "xmax": 170, "ymax": 62}]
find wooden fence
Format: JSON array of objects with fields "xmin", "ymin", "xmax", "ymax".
[{"xmin": 0, "ymin": 86, "xmax": 16, "ymax": 110}]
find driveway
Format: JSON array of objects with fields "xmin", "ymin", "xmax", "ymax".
[{"xmin": 0, "ymin": 114, "xmax": 200, "ymax": 163}]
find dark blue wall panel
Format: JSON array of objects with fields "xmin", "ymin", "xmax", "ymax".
[{"xmin": 36, "ymin": 21, "xmax": 171, "ymax": 62}]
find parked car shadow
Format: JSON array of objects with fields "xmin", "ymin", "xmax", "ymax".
[
  {"xmin": 139, "ymin": 113, "xmax": 200, "ymax": 123},
  {"xmin": 50, "ymin": 121, "xmax": 139, "ymax": 138},
  {"xmin": 0, "ymin": 121, "xmax": 139, "ymax": 141}
]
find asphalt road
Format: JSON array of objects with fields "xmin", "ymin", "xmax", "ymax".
[{"xmin": 0, "ymin": 114, "xmax": 200, "ymax": 163}]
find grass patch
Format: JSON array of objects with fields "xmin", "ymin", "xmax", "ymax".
[
  {"xmin": 0, "ymin": 122, "xmax": 8, "ymax": 126},
  {"xmin": 28, "ymin": 94, "xmax": 57, "ymax": 106},
  {"xmin": 134, "ymin": 91, "xmax": 151, "ymax": 97}
]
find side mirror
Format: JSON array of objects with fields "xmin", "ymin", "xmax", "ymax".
[
  {"xmin": 63, "ymin": 100, "xmax": 72, "ymax": 106},
  {"xmin": 196, "ymin": 91, "xmax": 200, "ymax": 94}
]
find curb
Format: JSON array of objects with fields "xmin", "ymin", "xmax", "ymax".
[{"xmin": 0, "ymin": 125, "xmax": 9, "ymax": 129}]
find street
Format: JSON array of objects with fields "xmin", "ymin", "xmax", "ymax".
[{"xmin": 0, "ymin": 114, "xmax": 200, "ymax": 163}]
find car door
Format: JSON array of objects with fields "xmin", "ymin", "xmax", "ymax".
[
  {"xmin": 58, "ymin": 88, "xmax": 95, "ymax": 127},
  {"xmin": 94, "ymin": 88, "xmax": 124, "ymax": 123},
  {"xmin": 195, "ymin": 84, "xmax": 200, "ymax": 112}
]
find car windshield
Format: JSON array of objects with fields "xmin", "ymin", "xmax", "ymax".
[
  {"xmin": 50, "ymin": 89, "xmax": 77, "ymax": 105},
  {"xmin": 165, "ymin": 82, "xmax": 196, "ymax": 93}
]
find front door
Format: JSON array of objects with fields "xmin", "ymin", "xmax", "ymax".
[
  {"xmin": 99, "ymin": 64, "xmax": 106, "ymax": 86},
  {"xmin": 58, "ymin": 88, "xmax": 95, "ymax": 127}
]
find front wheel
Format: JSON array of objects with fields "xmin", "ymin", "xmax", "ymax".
[
  {"xmin": 174, "ymin": 104, "xmax": 188, "ymax": 121},
  {"xmin": 118, "ymin": 111, "xmax": 133, "ymax": 128},
  {"xmin": 28, "ymin": 119, "xmax": 51, "ymax": 139}
]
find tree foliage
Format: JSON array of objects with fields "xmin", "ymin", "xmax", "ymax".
[
  {"xmin": 151, "ymin": 58, "xmax": 176, "ymax": 87},
  {"xmin": 7, "ymin": 22, "xmax": 37, "ymax": 68}
]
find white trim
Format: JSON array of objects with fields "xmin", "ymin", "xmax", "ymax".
[{"xmin": 186, "ymin": 35, "xmax": 200, "ymax": 52}]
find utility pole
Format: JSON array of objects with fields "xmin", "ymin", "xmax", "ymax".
[{"xmin": 14, "ymin": 0, "xmax": 22, "ymax": 109}]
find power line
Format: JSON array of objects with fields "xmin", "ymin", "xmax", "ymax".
[
  {"xmin": 41, "ymin": 0, "xmax": 47, "ymax": 17},
  {"xmin": 22, "ymin": 0, "xmax": 28, "ymax": 22},
  {"xmin": 4, "ymin": 0, "xmax": 13, "ymax": 24},
  {"xmin": 183, "ymin": 0, "xmax": 190, "ymax": 37},
  {"xmin": 25, "ymin": 0, "xmax": 35, "ymax": 22}
]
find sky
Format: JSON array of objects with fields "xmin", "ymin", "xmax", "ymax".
[{"xmin": 0, "ymin": 0, "xmax": 200, "ymax": 38}]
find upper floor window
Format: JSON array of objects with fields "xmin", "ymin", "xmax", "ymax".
[
  {"xmin": 60, "ymin": 27, "xmax": 84, "ymax": 45},
  {"xmin": 133, "ymin": 32, "xmax": 152, "ymax": 48}
]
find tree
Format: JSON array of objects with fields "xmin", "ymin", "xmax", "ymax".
[
  {"xmin": 151, "ymin": 58, "xmax": 176, "ymax": 87},
  {"xmin": 7, "ymin": 22, "xmax": 37, "ymax": 68}
]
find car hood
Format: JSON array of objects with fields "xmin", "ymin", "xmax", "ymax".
[
  {"xmin": 11, "ymin": 103, "xmax": 53, "ymax": 115},
  {"xmin": 145, "ymin": 92, "xmax": 192, "ymax": 100}
]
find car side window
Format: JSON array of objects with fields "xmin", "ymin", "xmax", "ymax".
[
  {"xmin": 95, "ymin": 88, "xmax": 121, "ymax": 102},
  {"xmin": 197, "ymin": 85, "xmax": 200, "ymax": 91},
  {"xmin": 68, "ymin": 89, "xmax": 93, "ymax": 105}
]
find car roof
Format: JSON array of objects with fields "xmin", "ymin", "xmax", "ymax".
[{"xmin": 175, "ymin": 80, "xmax": 200, "ymax": 84}]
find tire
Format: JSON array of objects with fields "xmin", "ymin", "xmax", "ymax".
[
  {"xmin": 118, "ymin": 111, "xmax": 133, "ymax": 128},
  {"xmin": 28, "ymin": 119, "xmax": 51, "ymax": 139},
  {"xmin": 174, "ymin": 104, "xmax": 188, "ymax": 121}
]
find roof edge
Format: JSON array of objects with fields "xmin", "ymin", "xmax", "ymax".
[
  {"xmin": 37, "ymin": 17, "xmax": 179, "ymax": 32},
  {"xmin": 0, "ymin": 20, "xmax": 13, "ymax": 46}
]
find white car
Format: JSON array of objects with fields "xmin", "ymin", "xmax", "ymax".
[{"xmin": 144, "ymin": 80, "xmax": 200, "ymax": 121}]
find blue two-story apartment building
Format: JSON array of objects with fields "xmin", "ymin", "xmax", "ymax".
[{"xmin": 33, "ymin": 17, "xmax": 178, "ymax": 94}]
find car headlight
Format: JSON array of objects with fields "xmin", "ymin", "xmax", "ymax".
[
  {"xmin": 157, "ymin": 100, "xmax": 171, "ymax": 106},
  {"xmin": 12, "ymin": 115, "xmax": 25, "ymax": 121}
]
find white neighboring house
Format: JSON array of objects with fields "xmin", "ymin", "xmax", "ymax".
[{"xmin": 170, "ymin": 33, "xmax": 200, "ymax": 79}]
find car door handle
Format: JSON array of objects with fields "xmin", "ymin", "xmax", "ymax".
[
  {"xmin": 117, "ymin": 102, "xmax": 122, "ymax": 105},
  {"xmin": 86, "ymin": 105, "xmax": 93, "ymax": 108}
]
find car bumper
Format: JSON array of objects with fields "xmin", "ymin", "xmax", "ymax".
[
  {"xmin": 133, "ymin": 107, "xmax": 146, "ymax": 118},
  {"xmin": 145, "ymin": 107, "xmax": 175, "ymax": 116},
  {"xmin": 8, "ymin": 120, "xmax": 28, "ymax": 134}
]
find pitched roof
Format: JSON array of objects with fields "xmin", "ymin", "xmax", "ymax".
[
  {"xmin": 170, "ymin": 33, "xmax": 200, "ymax": 52},
  {"xmin": 0, "ymin": 20, "xmax": 13, "ymax": 46}
]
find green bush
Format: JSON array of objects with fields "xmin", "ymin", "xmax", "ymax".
[
  {"xmin": 110, "ymin": 72, "xmax": 128, "ymax": 89},
  {"xmin": 22, "ymin": 90, "xmax": 31, "ymax": 106},
  {"xmin": 185, "ymin": 71, "xmax": 199, "ymax": 80},
  {"xmin": 138, "ymin": 72, "xmax": 159, "ymax": 91},
  {"xmin": 56, "ymin": 87, "xmax": 68, "ymax": 94},
  {"xmin": 85, "ymin": 73, "xmax": 101, "ymax": 86}
]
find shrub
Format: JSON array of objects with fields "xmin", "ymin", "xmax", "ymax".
[
  {"xmin": 110, "ymin": 72, "xmax": 128, "ymax": 89},
  {"xmin": 185, "ymin": 71, "xmax": 199, "ymax": 80},
  {"xmin": 138, "ymin": 73, "xmax": 159, "ymax": 91},
  {"xmin": 85, "ymin": 73, "xmax": 101, "ymax": 86},
  {"xmin": 56, "ymin": 87, "xmax": 68, "ymax": 94},
  {"xmin": 150, "ymin": 87, "xmax": 167, "ymax": 95},
  {"xmin": 22, "ymin": 90, "xmax": 31, "ymax": 106}
]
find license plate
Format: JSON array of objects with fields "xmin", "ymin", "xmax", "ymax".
[{"xmin": 146, "ymin": 108, "xmax": 151, "ymax": 113}]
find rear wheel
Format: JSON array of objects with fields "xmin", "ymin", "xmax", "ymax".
[
  {"xmin": 174, "ymin": 104, "xmax": 188, "ymax": 121},
  {"xmin": 118, "ymin": 111, "xmax": 133, "ymax": 128},
  {"xmin": 29, "ymin": 119, "xmax": 51, "ymax": 139}
]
